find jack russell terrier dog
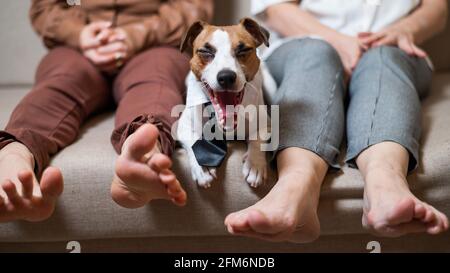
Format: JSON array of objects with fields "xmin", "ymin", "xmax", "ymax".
[{"xmin": 176, "ymin": 18, "xmax": 274, "ymax": 189}]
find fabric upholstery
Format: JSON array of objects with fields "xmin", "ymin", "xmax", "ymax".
[{"xmin": 0, "ymin": 73, "xmax": 449, "ymax": 243}]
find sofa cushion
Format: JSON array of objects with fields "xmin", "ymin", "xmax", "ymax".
[{"xmin": 0, "ymin": 73, "xmax": 449, "ymax": 242}]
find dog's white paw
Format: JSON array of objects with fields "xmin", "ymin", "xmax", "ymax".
[
  {"xmin": 242, "ymin": 150, "xmax": 267, "ymax": 188},
  {"xmin": 191, "ymin": 165, "xmax": 217, "ymax": 188}
]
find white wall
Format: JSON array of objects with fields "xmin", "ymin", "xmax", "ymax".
[{"xmin": 0, "ymin": 0, "xmax": 252, "ymax": 86}]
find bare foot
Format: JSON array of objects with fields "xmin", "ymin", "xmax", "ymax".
[
  {"xmin": 224, "ymin": 171, "xmax": 321, "ymax": 243},
  {"xmin": 363, "ymin": 166, "xmax": 449, "ymax": 237},
  {"xmin": 111, "ymin": 124, "xmax": 187, "ymax": 208},
  {"xmin": 0, "ymin": 142, "xmax": 63, "ymax": 222}
]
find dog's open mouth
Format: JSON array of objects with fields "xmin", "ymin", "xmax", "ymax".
[{"xmin": 203, "ymin": 82, "xmax": 245, "ymax": 130}]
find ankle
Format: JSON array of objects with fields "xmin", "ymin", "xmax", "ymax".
[
  {"xmin": 363, "ymin": 160, "xmax": 406, "ymax": 178},
  {"xmin": 0, "ymin": 142, "xmax": 35, "ymax": 167},
  {"xmin": 277, "ymin": 169, "xmax": 323, "ymax": 192}
]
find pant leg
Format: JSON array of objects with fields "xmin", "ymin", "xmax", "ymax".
[
  {"xmin": 111, "ymin": 46, "xmax": 190, "ymax": 156},
  {"xmin": 0, "ymin": 47, "xmax": 110, "ymax": 176},
  {"xmin": 346, "ymin": 46, "xmax": 432, "ymax": 172},
  {"xmin": 265, "ymin": 38, "xmax": 346, "ymax": 167}
]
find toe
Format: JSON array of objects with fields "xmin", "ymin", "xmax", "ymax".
[
  {"xmin": 172, "ymin": 192, "xmax": 187, "ymax": 207},
  {"xmin": 423, "ymin": 204, "xmax": 437, "ymax": 223},
  {"xmin": 384, "ymin": 220, "xmax": 428, "ymax": 237},
  {"xmin": 159, "ymin": 169, "xmax": 187, "ymax": 205},
  {"xmin": 18, "ymin": 170, "xmax": 34, "ymax": 198},
  {"xmin": 441, "ymin": 213, "xmax": 449, "ymax": 231},
  {"xmin": 2, "ymin": 180, "xmax": 21, "ymax": 205},
  {"xmin": 40, "ymin": 167, "xmax": 64, "ymax": 199},
  {"xmin": 159, "ymin": 169, "xmax": 177, "ymax": 186},
  {"xmin": 413, "ymin": 203, "xmax": 427, "ymax": 221},
  {"xmin": 124, "ymin": 124, "xmax": 159, "ymax": 161},
  {"xmin": 386, "ymin": 198, "xmax": 415, "ymax": 225},
  {"xmin": 228, "ymin": 212, "xmax": 251, "ymax": 232},
  {"xmin": 224, "ymin": 212, "xmax": 237, "ymax": 227},
  {"xmin": 148, "ymin": 153, "xmax": 172, "ymax": 172}
]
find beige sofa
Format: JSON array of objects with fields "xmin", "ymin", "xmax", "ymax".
[{"xmin": 0, "ymin": 1, "xmax": 449, "ymax": 253}]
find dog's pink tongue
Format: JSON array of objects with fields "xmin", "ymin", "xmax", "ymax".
[{"xmin": 215, "ymin": 92, "xmax": 237, "ymax": 119}]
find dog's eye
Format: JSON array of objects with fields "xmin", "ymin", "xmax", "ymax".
[
  {"xmin": 197, "ymin": 48, "xmax": 215, "ymax": 60},
  {"xmin": 236, "ymin": 47, "xmax": 253, "ymax": 58}
]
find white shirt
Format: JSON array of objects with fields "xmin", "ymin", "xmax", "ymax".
[{"xmin": 251, "ymin": 0, "xmax": 421, "ymax": 59}]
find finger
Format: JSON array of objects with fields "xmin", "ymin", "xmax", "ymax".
[
  {"xmin": 357, "ymin": 32, "xmax": 373, "ymax": 39},
  {"xmin": 398, "ymin": 37, "xmax": 415, "ymax": 55},
  {"xmin": 2, "ymin": 180, "xmax": 21, "ymax": 205},
  {"xmin": 372, "ymin": 35, "xmax": 396, "ymax": 47},
  {"xmin": 84, "ymin": 50, "xmax": 116, "ymax": 66},
  {"xmin": 411, "ymin": 43, "xmax": 428, "ymax": 58},
  {"xmin": 360, "ymin": 32, "xmax": 386, "ymax": 46},
  {"xmin": 108, "ymin": 32, "xmax": 127, "ymax": 43},
  {"xmin": 95, "ymin": 28, "xmax": 114, "ymax": 44},
  {"xmin": 97, "ymin": 42, "xmax": 127, "ymax": 54},
  {"xmin": 350, "ymin": 52, "xmax": 361, "ymax": 70},
  {"xmin": 17, "ymin": 170, "xmax": 34, "ymax": 198},
  {"xmin": 88, "ymin": 21, "xmax": 112, "ymax": 32}
]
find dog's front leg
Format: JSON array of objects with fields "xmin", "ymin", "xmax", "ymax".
[
  {"xmin": 177, "ymin": 102, "xmax": 217, "ymax": 189},
  {"xmin": 243, "ymin": 139, "xmax": 268, "ymax": 188}
]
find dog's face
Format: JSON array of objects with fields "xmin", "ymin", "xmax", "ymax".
[{"xmin": 181, "ymin": 18, "xmax": 269, "ymax": 130}]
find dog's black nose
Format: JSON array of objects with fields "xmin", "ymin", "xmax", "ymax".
[{"xmin": 217, "ymin": 69, "xmax": 237, "ymax": 89}]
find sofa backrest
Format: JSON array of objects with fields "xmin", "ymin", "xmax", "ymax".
[{"xmin": 0, "ymin": 0, "xmax": 448, "ymax": 86}]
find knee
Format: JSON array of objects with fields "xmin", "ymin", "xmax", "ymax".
[
  {"xmin": 118, "ymin": 46, "xmax": 190, "ymax": 91},
  {"xmin": 361, "ymin": 46, "xmax": 407, "ymax": 67},
  {"xmin": 283, "ymin": 39, "xmax": 342, "ymax": 70},
  {"xmin": 133, "ymin": 46, "xmax": 190, "ymax": 71}
]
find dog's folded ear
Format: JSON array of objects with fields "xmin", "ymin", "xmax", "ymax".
[
  {"xmin": 180, "ymin": 21, "xmax": 207, "ymax": 52},
  {"xmin": 240, "ymin": 17, "xmax": 270, "ymax": 47}
]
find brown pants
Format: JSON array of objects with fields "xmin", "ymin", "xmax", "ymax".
[{"xmin": 0, "ymin": 46, "xmax": 189, "ymax": 176}]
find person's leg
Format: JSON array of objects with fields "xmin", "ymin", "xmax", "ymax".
[
  {"xmin": 347, "ymin": 46, "xmax": 449, "ymax": 237},
  {"xmin": 0, "ymin": 47, "xmax": 110, "ymax": 222},
  {"xmin": 225, "ymin": 39, "xmax": 346, "ymax": 242},
  {"xmin": 110, "ymin": 47, "xmax": 189, "ymax": 208}
]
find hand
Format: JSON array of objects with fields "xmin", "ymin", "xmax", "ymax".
[
  {"xmin": 80, "ymin": 24, "xmax": 132, "ymax": 74},
  {"xmin": 79, "ymin": 21, "xmax": 112, "ymax": 51},
  {"xmin": 328, "ymin": 33, "xmax": 367, "ymax": 78},
  {"xmin": 358, "ymin": 25, "xmax": 427, "ymax": 58},
  {"xmin": 93, "ymin": 28, "xmax": 131, "ymax": 73}
]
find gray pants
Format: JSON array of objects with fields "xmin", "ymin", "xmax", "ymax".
[{"xmin": 265, "ymin": 38, "xmax": 432, "ymax": 171}]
